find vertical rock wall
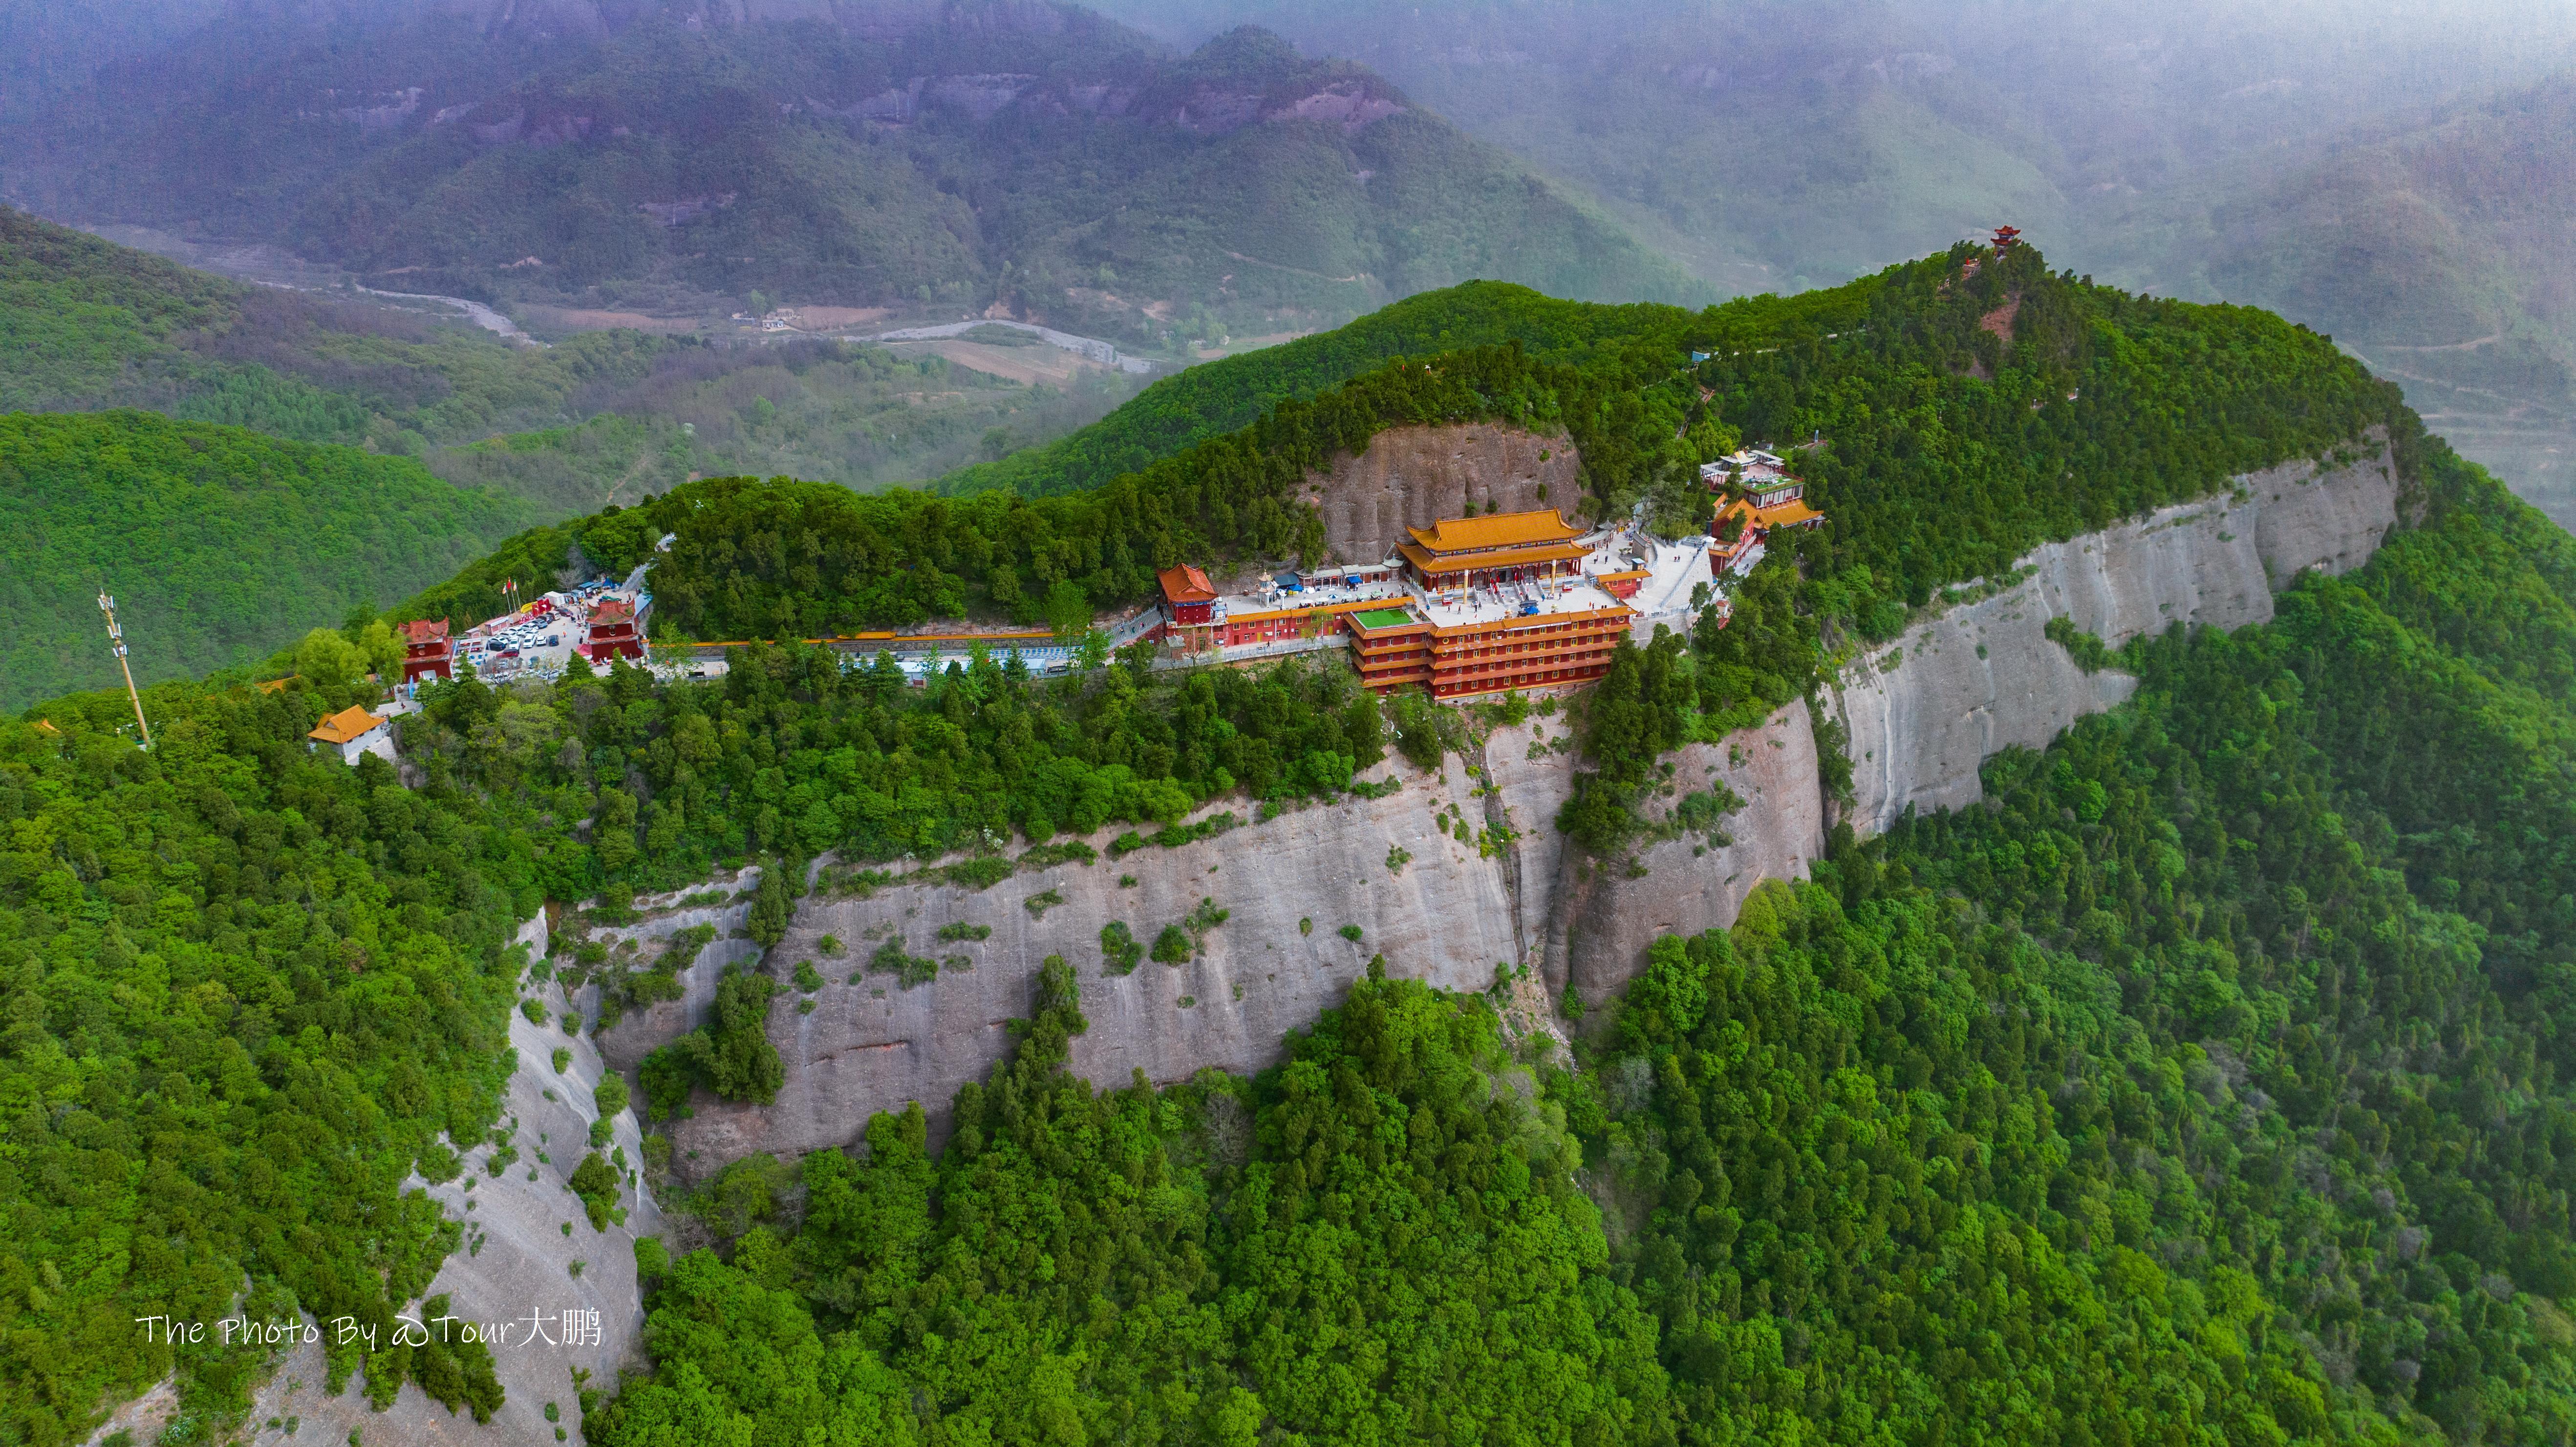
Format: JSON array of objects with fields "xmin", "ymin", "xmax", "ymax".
[
  {"xmin": 1831, "ymin": 437, "xmax": 2398, "ymax": 835},
  {"xmin": 238, "ymin": 913, "xmax": 661, "ymax": 1447},
  {"xmin": 1299, "ymin": 422, "xmax": 1583, "ymax": 564},
  {"xmin": 1544, "ymin": 701, "xmax": 1829, "ymax": 1006},
  {"xmin": 663, "ymin": 753, "xmax": 1527, "ymax": 1168}
]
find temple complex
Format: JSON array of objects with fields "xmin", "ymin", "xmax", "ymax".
[
  {"xmin": 1155, "ymin": 504, "xmax": 1719, "ymax": 699},
  {"xmin": 1707, "ymin": 447, "xmax": 1826, "ymax": 572}
]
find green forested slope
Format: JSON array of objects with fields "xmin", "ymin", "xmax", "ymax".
[
  {"xmin": 929, "ymin": 279, "xmax": 1697, "ymax": 497},
  {"xmin": 0, "ymin": 682, "xmax": 526, "ymax": 1447},
  {"xmin": 0, "ymin": 411, "xmax": 540, "ymax": 710},
  {"xmin": 18, "ymin": 245, "xmax": 2576, "ymax": 1447}
]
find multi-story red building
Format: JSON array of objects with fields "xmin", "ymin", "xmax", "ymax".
[
  {"xmin": 1158, "ymin": 564, "xmax": 1220, "ymax": 651},
  {"xmin": 583, "ymin": 598, "xmax": 644, "ymax": 663},
  {"xmin": 1353, "ymin": 509, "xmax": 1638, "ymax": 699},
  {"xmin": 399, "ymin": 618, "xmax": 453, "ymax": 683},
  {"xmin": 1149, "ymin": 507, "xmax": 1703, "ymax": 701}
]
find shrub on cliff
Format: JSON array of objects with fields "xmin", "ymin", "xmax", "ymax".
[
  {"xmin": 640, "ymin": 969, "xmax": 784, "ymax": 1116},
  {"xmin": 589, "ymin": 960, "xmax": 1670, "ymax": 1446}
]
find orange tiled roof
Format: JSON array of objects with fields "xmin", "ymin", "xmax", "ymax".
[
  {"xmin": 1719, "ymin": 497, "xmax": 1826, "ymax": 533},
  {"xmin": 1399, "ymin": 540, "xmax": 1591, "ymax": 574},
  {"xmin": 309, "ymin": 700, "xmax": 384, "ymax": 736},
  {"xmin": 590, "ymin": 599, "xmax": 635, "ymax": 624},
  {"xmin": 1404, "ymin": 509, "xmax": 1582, "ymax": 556},
  {"xmin": 399, "ymin": 617, "xmax": 450, "ymax": 643},
  {"xmin": 308, "ymin": 705, "xmax": 385, "ymax": 746},
  {"xmin": 1158, "ymin": 565, "xmax": 1218, "ymax": 604}
]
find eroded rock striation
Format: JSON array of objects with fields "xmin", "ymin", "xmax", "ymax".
[
  {"xmin": 1299, "ymin": 422, "xmax": 1583, "ymax": 564},
  {"xmin": 1546, "ymin": 700, "xmax": 1828, "ymax": 1007},
  {"xmin": 329, "ymin": 428, "xmax": 2397, "ymax": 1445},
  {"xmin": 1830, "ymin": 434, "xmax": 2398, "ymax": 834}
]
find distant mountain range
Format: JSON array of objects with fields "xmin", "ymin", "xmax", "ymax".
[
  {"xmin": 1, "ymin": 203, "xmax": 1154, "ymax": 503},
  {"xmin": 0, "ymin": 0, "xmax": 1705, "ymax": 351},
  {"xmin": 2089, "ymin": 73, "xmax": 2576, "ymax": 524},
  {"xmin": 1078, "ymin": 0, "xmax": 2576, "ymax": 525}
]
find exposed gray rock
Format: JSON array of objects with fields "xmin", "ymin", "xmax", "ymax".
[
  {"xmin": 583, "ymin": 869, "xmax": 768, "ymax": 1077},
  {"xmin": 1481, "ymin": 717, "xmax": 1579, "ymax": 964},
  {"xmin": 666, "ymin": 756, "xmax": 1522, "ymax": 1166},
  {"xmin": 1833, "ymin": 437, "xmax": 2396, "ymax": 835},
  {"xmin": 1298, "ymin": 423, "xmax": 1583, "ymax": 564},
  {"xmin": 1546, "ymin": 700, "xmax": 1827, "ymax": 1005},
  {"xmin": 236, "ymin": 914, "xmax": 659, "ymax": 1447}
]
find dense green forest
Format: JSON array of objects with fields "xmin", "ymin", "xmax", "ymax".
[
  {"xmin": 14, "ymin": 240, "xmax": 2574, "ymax": 1447},
  {"xmin": 0, "ymin": 410, "xmax": 540, "ymax": 711},
  {"xmin": 0, "ymin": 680, "xmax": 525, "ymax": 1447},
  {"xmin": 397, "ymin": 634, "xmax": 1389, "ymax": 910}
]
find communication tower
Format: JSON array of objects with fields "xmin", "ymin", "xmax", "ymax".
[{"xmin": 97, "ymin": 593, "xmax": 153, "ymax": 747}]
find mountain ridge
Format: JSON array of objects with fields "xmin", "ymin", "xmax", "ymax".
[{"xmin": 3, "ymin": 4, "xmax": 1706, "ymax": 349}]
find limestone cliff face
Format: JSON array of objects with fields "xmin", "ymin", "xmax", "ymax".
[
  {"xmin": 279, "ymin": 434, "xmax": 2403, "ymax": 1446},
  {"xmin": 660, "ymin": 739, "xmax": 1538, "ymax": 1166},
  {"xmin": 233, "ymin": 913, "xmax": 661, "ymax": 1447},
  {"xmin": 1831, "ymin": 436, "xmax": 2398, "ymax": 834},
  {"xmin": 1299, "ymin": 423, "xmax": 1582, "ymax": 564},
  {"xmin": 589, "ymin": 879, "xmax": 767, "ymax": 1078},
  {"xmin": 1545, "ymin": 701, "xmax": 1829, "ymax": 1006},
  {"xmin": 579, "ymin": 703, "xmax": 1807, "ymax": 1170}
]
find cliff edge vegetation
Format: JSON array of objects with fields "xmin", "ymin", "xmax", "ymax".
[
  {"xmin": 11, "ymin": 247, "xmax": 2564, "ymax": 1447},
  {"xmin": 580, "ymin": 437, "xmax": 2576, "ymax": 1446}
]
